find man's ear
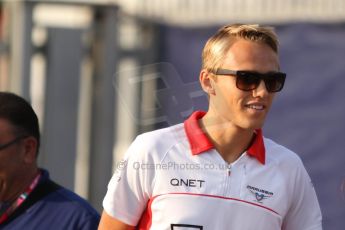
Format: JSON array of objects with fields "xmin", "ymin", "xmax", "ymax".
[
  {"xmin": 199, "ymin": 69, "xmax": 216, "ymax": 95},
  {"xmin": 22, "ymin": 136, "xmax": 38, "ymax": 164}
]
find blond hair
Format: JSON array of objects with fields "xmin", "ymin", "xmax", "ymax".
[{"xmin": 202, "ymin": 24, "xmax": 279, "ymax": 73}]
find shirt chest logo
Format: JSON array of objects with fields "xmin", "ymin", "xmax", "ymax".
[
  {"xmin": 247, "ymin": 185, "xmax": 274, "ymax": 203},
  {"xmin": 170, "ymin": 178, "xmax": 205, "ymax": 188}
]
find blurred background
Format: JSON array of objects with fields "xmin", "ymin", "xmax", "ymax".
[{"xmin": 0, "ymin": 0, "xmax": 344, "ymax": 229}]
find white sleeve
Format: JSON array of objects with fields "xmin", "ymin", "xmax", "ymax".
[
  {"xmin": 282, "ymin": 160, "xmax": 322, "ymax": 230},
  {"xmin": 102, "ymin": 136, "xmax": 153, "ymax": 226}
]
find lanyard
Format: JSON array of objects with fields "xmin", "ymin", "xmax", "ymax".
[{"xmin": 0, "ymin": 172, "xmax": 41, "ymax": 224}]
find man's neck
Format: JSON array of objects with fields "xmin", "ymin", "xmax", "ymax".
[
  {"xmin": 200, "ymin": 112, "xmax": 254, "ymax": 164},
  {"xmin": 1, "ymin": 168, "xmax": 39, "ymax": 204}
]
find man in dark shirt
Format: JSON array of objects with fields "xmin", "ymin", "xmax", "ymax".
[{"xmin": 0, "ymin": 92, "xmax": 100, "ymax": 229}]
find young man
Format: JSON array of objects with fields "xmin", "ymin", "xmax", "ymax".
[
  {"xmin": 99, "ymin": 24, "xmax": 322, "ymax": 230},
  {"xmin": 0, "ymin": 92, "xmax": 100, "ymax": 229}
]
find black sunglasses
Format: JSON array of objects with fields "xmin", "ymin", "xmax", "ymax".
[
  {"xmin": 214, "ymin": 69, "xmax": 286, "ymax": 93},
  {"xmin": 0, "ymin": 135, "xmax": 28, "ymax": 151}
]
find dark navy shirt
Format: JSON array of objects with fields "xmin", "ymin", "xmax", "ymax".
[{"xmin": 0, "ymin": 169, "xmax": 100, "ymax": 230}]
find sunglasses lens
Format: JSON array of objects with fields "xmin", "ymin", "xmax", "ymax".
[
  {"xmin": 265, "ymin": 74, "xmax": 285, "ymax": 92},
  {"xmin": 236, "ymin": 72, "xmax": 260, "ymax": 91},
  {"xmin": 216, "ymin": 69, "xmax": 286, "ymax": 92}
]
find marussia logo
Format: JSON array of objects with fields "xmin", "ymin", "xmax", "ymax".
[{"xmin": 247, "ymin": 185, "xmax": 274, "ymax": 203}]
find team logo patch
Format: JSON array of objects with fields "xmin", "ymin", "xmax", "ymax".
[{"xmin": 247, "ymin": 185, "xmax": 273, "ymax": 203}]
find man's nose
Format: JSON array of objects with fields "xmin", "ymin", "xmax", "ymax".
[{"xmin": 253, "ymin": 80, "xmax": 269, "ymax": 97}]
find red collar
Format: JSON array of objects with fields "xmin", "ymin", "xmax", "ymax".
[{"xmin": 183, "ymin": 111, "xmax": 266, "ymax": 164}]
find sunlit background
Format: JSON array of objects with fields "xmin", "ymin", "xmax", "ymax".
[{"xmin": 0, "ymin": 0, "xmax": 344, "ymax": 229}]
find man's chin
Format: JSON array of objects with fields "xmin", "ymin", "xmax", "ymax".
[{"xmin": 243, "ymin": 121, "xmax": 265, "ymax": 130}]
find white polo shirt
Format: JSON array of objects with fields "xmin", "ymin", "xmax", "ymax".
[{"xmin": 103, "ymin": 111, "xmax": 322, "ymax": 230}]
